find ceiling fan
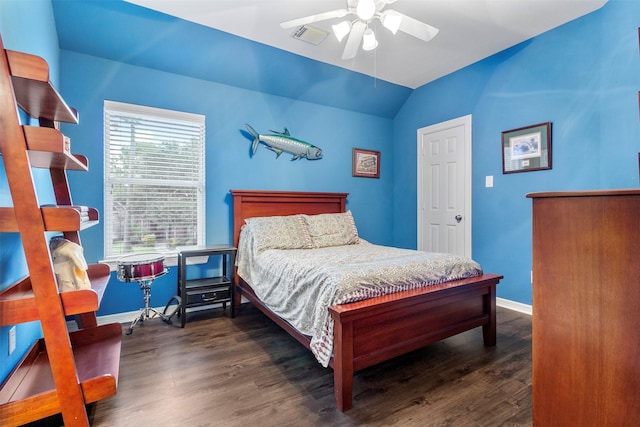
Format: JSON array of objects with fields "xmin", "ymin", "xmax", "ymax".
[{"xmin": 280, "ymin": 0, "xmax": 439, "ymax": 60}]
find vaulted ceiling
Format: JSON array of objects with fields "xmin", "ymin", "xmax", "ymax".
[
  {"xmin": 51, "ymin": 0, "xmax": 608, "ymax": 118},
  {"xmin": 124, "ymin": 0, "xmax": 608, "ymax": 89}
]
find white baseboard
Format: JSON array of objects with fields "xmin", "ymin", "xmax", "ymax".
[
  {"xmin": 95, "ymin": 302, "xmax": 228, "ymax": 325},
  {"xmin": 94, "ymin": 298, "xmax": 531, "ymax": 325},
  {"xmin": 96, "ymin": 309, "xmax": 148, "ymax": 325},
  {"xmin": 66, "ymin": 310, "xmax": 144, "ymax": 331},
  {"xmin": 496, "ymin": 297, "xmax": 532, "ymax": 316}
]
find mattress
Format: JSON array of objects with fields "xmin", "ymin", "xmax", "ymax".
[{"xmin": 236, "ymin": 220, "xmax": 483, "ymax": 367}]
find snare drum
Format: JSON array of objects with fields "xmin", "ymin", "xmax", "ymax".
[{"xmin": 117, "ymin": 253, "xmax": 167, "ymax": 282}]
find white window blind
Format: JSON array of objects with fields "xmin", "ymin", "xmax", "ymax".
[{"xmin": 104, "ymin": 101, "xmax": 205, "ymax": 258}]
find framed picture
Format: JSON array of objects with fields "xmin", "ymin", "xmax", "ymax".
[
  {"xmin": 352, "ymin": 148, "xmax": 380, "ymax": 178},
  {"xmin": 502, "ymin": 122, "xmax": 552, "ymax": 174}
]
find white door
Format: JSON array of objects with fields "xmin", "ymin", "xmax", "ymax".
[{"xmin": 417, "ymin": 115, "xmax": 472, "ymax": 257}]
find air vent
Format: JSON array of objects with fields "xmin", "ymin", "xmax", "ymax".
[{"xmin": 290, "ymin": 25, "xmax": 329, "ymax": 45}]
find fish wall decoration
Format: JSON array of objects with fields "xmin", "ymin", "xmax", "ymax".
[{"xmin": 245, "ymin": 124, "xmax": 322, "ymax": 160}]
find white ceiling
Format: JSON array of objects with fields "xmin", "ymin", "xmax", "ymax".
[{"xmin": 124, "ymin": 0, "xmax": 608, "ymax": 89}]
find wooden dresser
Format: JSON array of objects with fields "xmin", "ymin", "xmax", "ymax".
[{"xmin": 527, "ymin": 189, "xmax": 640, "ymax": 426}]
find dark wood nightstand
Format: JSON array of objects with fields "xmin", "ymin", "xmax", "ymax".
[{"xmin": 177, "ymin": 245, "xmax": 236, "ymax": 327}]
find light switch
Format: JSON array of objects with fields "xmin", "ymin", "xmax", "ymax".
[
  {"xmin": 485, "ymin": 175, "xmax": 494, "ymax": 188},
  {"xmin": 8, "ymin": 326, "xmax": 16, "ymax": 355}
]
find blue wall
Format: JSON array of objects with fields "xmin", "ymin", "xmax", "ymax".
[
  {"xmin": 58, "ymin": 51, "xmax": 394, "ymax": 314},
  {"xmin": 0, "ymin": 0, "xmax": 60, "ymax": 382},
  {"xmin": 393, "ymin": 0, "xmax": 640, "ymax": 304},
  {"xmin": 51, "ymin": 0, "xmax": 411, "ymax": 120}
]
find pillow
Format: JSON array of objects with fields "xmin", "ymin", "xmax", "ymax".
[
  {"xmin": 303, "ymin": 211, "xmax": 359, "ymax": 248},
  {"xmin": 245, "ymin": 214, "xmax": 312, "ymax": 252},
  {"xmin": 49, "ymin": 237, "xmax": 91, "ymax": 292}
]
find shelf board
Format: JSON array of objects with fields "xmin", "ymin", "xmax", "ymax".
[
  {"xmin": 0, "ymin": 323, "xmax": 121, "ymax": 426},
  {"xmin": 185, "ymin": 276, "xmax": 230, "ymax": 289},
  {"xmin": 23, "ymin": 126, "xmax": 88, "ymax": 170},
  {"xmin": 0, "ymin": 263, "xmax": 111, "ymax": 327},
  {"xmin": 6, "ymin": 50, "xmax": 78, "ymax": 124},
  {"xmin": 28, "ymin": 150, "xmax": 88, "ymax": 170},
  {"xmin": 0, "ymin": 206, "xmax": 98, "ymax": 233}
]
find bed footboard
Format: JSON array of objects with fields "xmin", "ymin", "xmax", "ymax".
[{"xmin": 328, "ymin": 273, "xmax": 501, "ymax": 411}]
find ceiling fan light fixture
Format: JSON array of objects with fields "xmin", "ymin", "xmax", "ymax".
[
  {"xmin": 280, "ymin": 0, "xmax": 439, "ymax": 61},
  {"xmin": 382, "ymin": 12, "xmax": 402, "ymax": 34},
  {"xmin": 362, "ymin": 28, "xmax": 378, "ymax": 51},
  {"xmin": 356, "ymin": 0, "xmax": 376, "ymax": 21},
  {"xmin": 332, "ymin": 20, "xmax": 352, "ymax": 42}
]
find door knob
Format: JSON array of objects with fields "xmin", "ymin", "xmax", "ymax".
[{"xmin": 455, "ymin": 214, "xmax": 462, "ymax": 223}]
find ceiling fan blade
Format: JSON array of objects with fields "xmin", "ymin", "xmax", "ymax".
[
  {"xmin": 342, "ymin": 20, "xmax": 366, "ymax": 60},
  {"xmin": 386, "ymin": 10, "xmax": 439, "ymax": 42},
  {"xmin": 280, "ymin": 9, "xmax": 349, "ymax": 29}
]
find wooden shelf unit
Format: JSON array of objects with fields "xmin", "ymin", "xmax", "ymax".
[{"xmin": 0, "ymin": 36, "xmax": 121, "ymax": 427}]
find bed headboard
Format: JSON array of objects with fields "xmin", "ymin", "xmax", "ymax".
[{"xmin": 230, "ymin": 190, "xmax": 348, "ymax": 248}]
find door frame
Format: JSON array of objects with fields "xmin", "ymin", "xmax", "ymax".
[{"xmin": 416, "ymin": 114, "xmax": 473, "ymax": 257}]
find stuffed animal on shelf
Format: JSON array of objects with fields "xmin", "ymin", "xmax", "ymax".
[{"xmin": 49, "ymin": 237, "xmax": 91, "ymax": 292}]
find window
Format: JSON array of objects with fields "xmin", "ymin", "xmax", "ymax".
[{"xmin": 104, "ymin": 101, "xmax": 205, "ymax": 259}]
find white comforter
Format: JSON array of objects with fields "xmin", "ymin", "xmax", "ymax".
[{"xmin": 237, "ymin": 232, "xmax": 483, "ymax": 367}]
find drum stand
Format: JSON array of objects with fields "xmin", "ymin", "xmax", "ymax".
[{"xmin": 126, "ymin": 277, "xmax": 172, "ymax": 335}]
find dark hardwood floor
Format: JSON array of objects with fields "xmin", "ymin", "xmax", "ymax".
[{"xmin": 25, "ymin": 304, "xmax": 532, "ymax": 427}]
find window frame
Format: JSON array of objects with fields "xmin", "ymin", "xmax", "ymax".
[{"xmin": 103, "ymin": 100, "xmax": 205, "ymax": 265}]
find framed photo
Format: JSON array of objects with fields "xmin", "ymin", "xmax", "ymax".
[
  {"xmin": 352, "ymin": 148, "xmax": 380, "ymax": 178},
  {"xmin": 502, "ymin": 122, "xmax": 552, "ymax": 174}
]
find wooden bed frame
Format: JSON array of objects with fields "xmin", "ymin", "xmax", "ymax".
[{"xmin": 231, "ymin": 190, "xmax": 503, "ymax": 411}]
